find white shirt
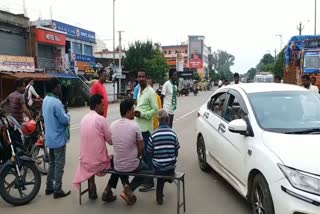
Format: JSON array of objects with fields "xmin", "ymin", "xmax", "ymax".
[
  {"xmin": 161, "ymin": 80, "xmax": 177, "ymax": 114},
  {"xmin": 308, "ymin": 85, "xmax": 319, "ymax": 96},
  {"xmin": 218, "ymin": 80, "xmax": 223, "ymax": 86},
  {"xmin": 26, "ymin": 84, "xmax": 40, "ymax": 106}
]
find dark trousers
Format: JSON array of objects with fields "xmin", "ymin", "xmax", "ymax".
[
  {"xmin": 47, "ymin": 145, "xmax": 66, "ymax": 193},
  {"xmin": 169, "ymin": 114, "xmax": 174, "ymax": 128},
  {"xmin": 107, "ymin": 160, "xmax": 152, "ymax": 192},
  {"xmin": 155, "ymin": 169, "xmax": 175, "ymax": 199},
  {"xmin": 142, "ymin": 131, "xmax": 154, "ymax": 186}
]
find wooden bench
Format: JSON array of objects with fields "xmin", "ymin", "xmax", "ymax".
[{"xmin": 79, "ymin": 169, "xmax": 186, "ymax": 214}]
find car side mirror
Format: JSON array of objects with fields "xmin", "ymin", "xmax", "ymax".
[{"xmin": 228, "ymin": 119, "xmax": 248, "ymax": 135}]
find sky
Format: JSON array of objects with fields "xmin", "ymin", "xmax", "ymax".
[{"xmin": 0, "ymin": 0, "xmax": 318, "ymax": 73}]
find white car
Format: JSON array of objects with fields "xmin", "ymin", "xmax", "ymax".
[{"xmin": 196, "ymin": 83, "xmax": 320, "ymax": 214}]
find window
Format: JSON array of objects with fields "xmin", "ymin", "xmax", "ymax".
[
  {"xmin": 225, "ymin": 95, "xmax": 246, "ymax": 122},
  {"xmin": 164, "ymin": 51, "xmax": 167, "ymax": 54},
  {"xmin": 168, "ymin": 50, "xmax": 172, "ymax": 54},
  {"xmin": 72, "ymin": 42, "xmax": 82, "ymax": 55},
  {"xmin": 175, "ymin": 50, "xmax": 178, "ymax": 54},
  {"xmin": 185, "ymin": 50, "xmax": 188, "ymax": 54},
  {"xmin": 208, "ymin": 93, "xmax": 227, "ymax": 117},
  {"xmin": 84, "ymin": 45, "xmax": 93, "ymax": 56}
]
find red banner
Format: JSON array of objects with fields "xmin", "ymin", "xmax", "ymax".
[
  {"xmin": 35, "ymin": 28, "xmax": 66, "ymax": 46},
  {"xmin": 189, "ymin": 59, "xmax": 203, "ymax": 69}
]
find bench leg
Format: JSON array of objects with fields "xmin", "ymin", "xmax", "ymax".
[
  {"xmin": 177, "ymin": 180, "xmax": 181, "ymax": 214},
  {"xmin": 182, "ymin": 176, "xmax": 186, "ymax": 212}
]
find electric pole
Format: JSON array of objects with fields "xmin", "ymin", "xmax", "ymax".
[
  {"xmin": 315, "ymin": 0, "xmax": 317, "ymax": 35},
  {"xmin": 22, "ymin": 0, "xmax": 27, "ymax": 17},
  {"xmin": 297, "ymin": 22, "xmax": 304, "ymax": 35},
  {"xmin": 113, "ymin": 0, "xmax": 116, "ymax": 65},
  {"xmin": 118, "ymin": 31, "xmax": 124, "ymax": 97}
]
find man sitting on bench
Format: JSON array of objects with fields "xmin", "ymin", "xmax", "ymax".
[
  {"xmin": 73, "ymin": 94, "xmax": 117, "ymax": 202},
  {"xmin": 147, "ymin": 109, "xmax": 180, "ymax": 205},
  {"xmin": 110, "ymin": 99, "xmax": 152, "ymax": 205}
]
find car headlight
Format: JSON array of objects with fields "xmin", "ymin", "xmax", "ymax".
[{"xmin": 278, "ymin": 164, "xmax": 320, "ymax": 195}]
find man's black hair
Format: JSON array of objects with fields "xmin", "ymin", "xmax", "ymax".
[
  {"xmin": 47, "ymin": 78, "xmax": 60, "ymax": 93},
  {"xmin": 233, "ymin": 72, "xmax": 240, "ymax": 78},
  {"xmin": 137, "ymin": 68, "xmax": 147, "ymax": 75},
  {"xmin": 98, "ymin": 69, "xmax": 106, "ymax": 78},
  {"xmin": 90, "ymin": 94, "xmax": 103, "ymax": 110},
  {"xmin": 301, "ymin": 74, "xmax": 310, "ymax": 81},
  {"xmin": 15, "ymin": 80, "xmax": 25, "ymax": 89},
  {"xmin": 120, "ymin": 98, "xmax": 134, "ymax": 117},
  {"xmin": 169, "ymin": 68, "xmax": 176, "ymax": 78}
]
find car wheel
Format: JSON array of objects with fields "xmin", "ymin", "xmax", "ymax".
[
  {"xmin": 251, "ymin": 174, "xmax": 275, "ymax": 214},
  {"xmin": 197, "ymin": 135, "xmax": 209, "ymax": 172}
]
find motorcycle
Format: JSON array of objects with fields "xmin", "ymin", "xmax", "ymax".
[
  {"xmin": 178, "ymin": 87, "xmax": 190, "ymax": 96},
  {"xmin": 21, "ymin": 108, "xmax": 48, "ymax": 175},
  {"xmin": 0, "ymin": 110, "xmax": 41, "ymax": 206},
  {"xmin": 193, "ymin": 87, "xmax": 199, "ymax": 96}
]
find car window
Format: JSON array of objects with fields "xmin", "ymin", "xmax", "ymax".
[
  {"xmin": 208, "ymin": 93, "xmax": 227, "ymax": 117},
  {"xmin": 224, "ymin": 94, "xmax": 246, "ymax": 122}
]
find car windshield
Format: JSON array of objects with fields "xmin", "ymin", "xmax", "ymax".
[{"xmin": 248, "ymin": 91, "xmax": 320, "ymax": 133}]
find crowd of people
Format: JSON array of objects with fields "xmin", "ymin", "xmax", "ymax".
[{"xmin": 38, "ymin": 68, "xmax": 180, "ymax": 206}]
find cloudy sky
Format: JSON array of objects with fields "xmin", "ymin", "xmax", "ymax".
[{"xmin": 0, "ymin": 0, "xmax": 318, "ymax": 73}]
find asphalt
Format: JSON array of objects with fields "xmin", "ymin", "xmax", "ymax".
[{"xmin": 0, "ymin": 90, "xmax": 251, "ymax": 214}]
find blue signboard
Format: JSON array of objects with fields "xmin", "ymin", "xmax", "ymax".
[
  {"xmin": 52, "ymin": 20, "xmax": 96, "ymax": 43},
  {"xmin": 76, "ymin": 54, "xmax": 95, "ymax": 63}
]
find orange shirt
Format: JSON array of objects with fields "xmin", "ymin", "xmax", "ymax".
[{"xmin": 91, "ymin": 81, "xmax": 108, "ymax": 118}]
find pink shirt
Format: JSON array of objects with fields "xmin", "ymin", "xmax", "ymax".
[
  {"xmin": 111, "ymin": 118, "xmax": 143, "ymax": 172},
  {"xmin": 73, "ymin": 111, "xmax": 112, "ymax": 189}
]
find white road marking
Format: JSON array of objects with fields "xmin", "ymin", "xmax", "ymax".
[{"xmin": 175, "ymin": 107, "xmax": 199, "ymax": 120}]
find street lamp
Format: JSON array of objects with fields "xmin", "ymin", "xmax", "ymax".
[{"xmin": 275, "ymin": 34, "xmax": 283, "ymax": 51}]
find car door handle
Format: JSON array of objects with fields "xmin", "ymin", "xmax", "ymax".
[
  {"xmin": 204, "ymin": 112, "xmax": 209, "ymax": 119},
  {"xmin": 218, "ymin": 123, "xmax": 226, "ymax": 133}
]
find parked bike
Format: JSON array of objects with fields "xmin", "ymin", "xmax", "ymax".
[{"xmin": 0, "ymin": 110, "xmax": 41, "ymax": 206}]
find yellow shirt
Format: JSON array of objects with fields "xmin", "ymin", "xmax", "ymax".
[{"xmin": 153, "ymin": 94, "xmax": 162, "ymax": 129}]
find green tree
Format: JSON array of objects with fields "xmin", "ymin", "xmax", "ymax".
[
  {"xmin": 212, "ymin": 50, "xmax": 235, "ymax": 80},
  {"xmin": 256, "ymin": 53, "xmax": 275, "ymax": 72},
  {"xmin": 145, "ymin": 48, "xmax": 168, "ymax": 83},
  {"xmin": 247, "ymin": 67, "xmax": 257, "ymax": 80},
  {"xmin": 272, "ymin": 50, "xmax": 285, "ymax": 78},
  {"xmin": 124, "ymin": 40, "xmax": 168, "ymax": 83}
]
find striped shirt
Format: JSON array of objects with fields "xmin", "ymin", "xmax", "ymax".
[{"xmin": 147, "ymin": 124, "xmax": 180, "ymax": 171}]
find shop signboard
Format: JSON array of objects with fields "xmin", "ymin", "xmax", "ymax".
[
  {"xmin": 188, "ymin": 36, "xmax": 204, "ymax": 69},
  {"xmin": 35, "ymin": 28, "xmax": 66, "ymax": 46},
  {"xmin": 176, "ymin": 53, "xmax": 184, "ymax": 71},
  {"xmin": 52, "ymin": 20, "xmax": 96, "ymax": 43},
  {"xmin": 0, "ymin": 55, "xmax": 35, "ymax": 72}
]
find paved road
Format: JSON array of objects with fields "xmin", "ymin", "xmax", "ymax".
[{"xmin": 1, "ymin": 90, "xmax": 251, "ymax": 214}]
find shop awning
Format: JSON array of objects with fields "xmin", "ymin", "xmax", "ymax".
[
  {"xmin": 48, "ymin": 72, "xmax": 79, "ymax": 79},
  {"xmin": 0, "ymin": 72, "xmax": 54, "ymax": 80}
]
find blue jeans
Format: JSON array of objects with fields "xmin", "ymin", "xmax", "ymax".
[
  {"xmin": 142, "ymin": 131, "xmax": 154, "ymax": 186},
  {"xmin": 46, "ymin": 145, "xmax": 66, "ymax": 193}
]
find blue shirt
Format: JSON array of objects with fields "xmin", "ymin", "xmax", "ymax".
[
  {"xmin": 133, "ymin": 84, "xmax": 140, "ymax": 100},
  {"xmin": 43, "ymin": 95, "xmax": 70, "ymax": 149},
  {"xmin": 147, "ymin": 124, "xmax": 180, "ymax": 171}
]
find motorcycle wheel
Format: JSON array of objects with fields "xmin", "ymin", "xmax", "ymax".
[
  {"xmin": 30, "ymin": 145, "xmax": 49, "ymax": 175},
  {"xmin": 0, "ymin": 161, "xmax": 41, "ymax": 206}
]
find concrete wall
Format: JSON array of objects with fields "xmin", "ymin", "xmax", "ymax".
[{"xmin": 0, "ymin": 10, "xmax": 29, "ymax": 28}]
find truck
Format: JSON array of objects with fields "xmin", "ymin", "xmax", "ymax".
[
  {"xmin": 254, "ymin": 72, "xmax": 274, "ymax": 83},
  {"xmin": 284, "ymin": 35, "xmax": 320, "ymax": 87}
]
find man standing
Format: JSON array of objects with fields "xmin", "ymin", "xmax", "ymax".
[
  {"xmin": 0, "ymin": 80, "xmax": 32, "ymax": 124},
  {"xmin": 43, "ymin": 78, "xmax": 71, "ymax": 199},
  {"xmin": 231, "ymin": 73, "xmax": 240, "ymax": 84},
  {"xmin": 73, "ymin": 94, "xmax": 117, "ymax": 202},
  {"xmin": 161, "ymin": 69, "xmax": 178, "ymax": 128},
  {"xmin": 25, "ymin": 78, "xmax": 41, "ymax": 107},
  {"xmin": 111, "ymin": 99, "xmax": 151, "ymax": 205},
  {"xmin": 91, "ymin": 69, "xmax": 108, "ymax": 118},
  {"xmin": 134, "ymin": 69, "xmax": 159, "ymax": 192},
  {"xmin": 301, "ymin": 74, "xmax": 319, "ymax": 95},
  {"xmin": 147, "ymin": 109, "xmax": 180, "ymax": 205}
]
